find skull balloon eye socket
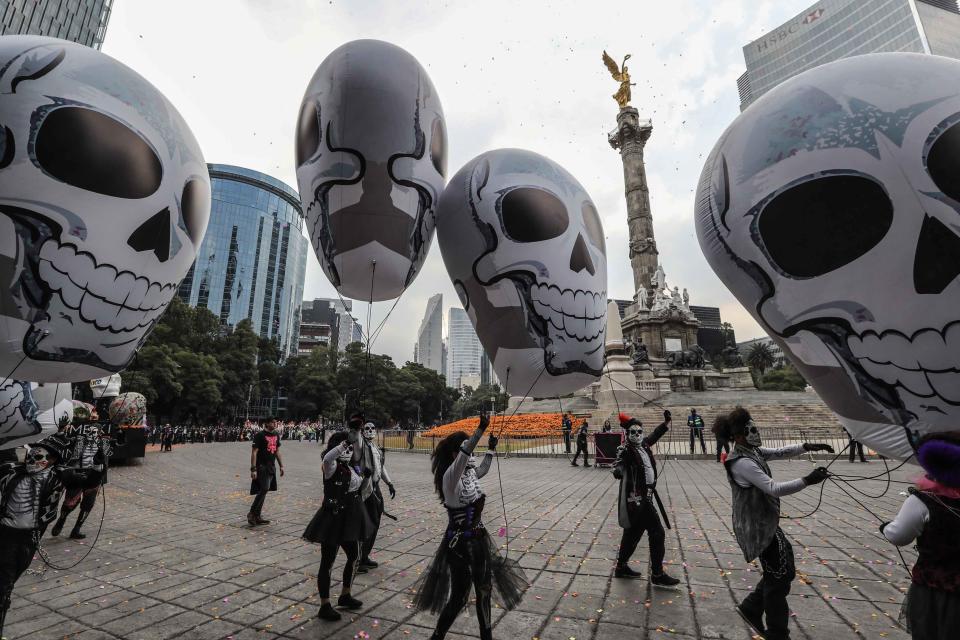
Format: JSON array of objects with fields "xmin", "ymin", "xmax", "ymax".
[
  {"xmin": 499, "ymin": 187, "xmax": 569, "ymax": 243},
  {"xmin": 757, "ymin": 175, "xmax": 892, "ymax": 278},
  {"xmin": 581, "ymin": 201, "xmax": 605, "ymax": 255},
  {"xmin": 295, "ymin": 100, "xmax": 320, "ymax": 167},
  {"xmin": 35, "ymin": 107, "xmax": 162, "ymax": 199},
  {"xmin": 926, "ymin": 121, "xmax": 960, "ymax": 202},
  {"xmin": 430, "ymin": 117, "xmax": 446, "ymax": 177},
  {"xmin": 180, "ymin": 179, "xmax": 210, "ymax": 245}
]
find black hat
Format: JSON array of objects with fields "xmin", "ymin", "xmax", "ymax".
[{"xmin": 32, "ymin": 433, "xmax": 70, "ymax": 462}]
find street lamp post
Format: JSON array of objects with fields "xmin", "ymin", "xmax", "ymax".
[{"xmin": 490, "ymin": 395, "xmax": 496, "ymax": 415}]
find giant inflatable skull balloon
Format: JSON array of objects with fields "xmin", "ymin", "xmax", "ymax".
[
  {"xmin": 0, "ymin": 36, "xmax": 210, "ymax": 382},
  {"xmin": 696, "ymin": 53, "xmax": 960, "ymax": 460},
  {"xmin": 438, "ymin": 149, "xmax": 607, "ymax": 397},
  {"xmin": 0, "ymin": 379, "xmax": 72, "ymax": 449},
  {"xmin": 295, "ymin": 39, "xmax": 446, "ymax": 302}
]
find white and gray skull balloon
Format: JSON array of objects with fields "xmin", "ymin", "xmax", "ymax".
[
  {"xmin": 295, "ymin": 39, "xmax": 446, "ymax": 302},
  {"xmin": 0, "ymin": 379, "xmax": 72, "ymax": 450},
  {"xmin": 437, "ymin": 149, "xmax": 607, "ymax": 397},
  {"xmin": 0, "ymin": 36, "xmax": 210, "ymax": 382},
  {"xmin": 696, "ymin": 53, "xmax": 960, "ymax": 460}
]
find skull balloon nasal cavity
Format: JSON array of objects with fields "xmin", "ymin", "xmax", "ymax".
[
  {"xmin": 127, "ymin": 209, "xmax": 172, "ymax": 262},
  {"xmin": 695, "ymin": 52, "xmax": 960, "ymax": 461}
]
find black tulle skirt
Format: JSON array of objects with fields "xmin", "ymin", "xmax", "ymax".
[
  {"xmin": 302, "ymin": 493, "xmax": 371, "ymax": 544},
  {"xmin": 902, "ymin": 582, "xmax": 960, "ymax": 639},
  {"xmin": 412, "ymin": 526, "xmax": 528, "ymax": 614}
]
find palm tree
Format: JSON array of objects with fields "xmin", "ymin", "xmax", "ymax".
[{"xmin": 746, "ymin": 342, "xmax": 776, "ymax": 375}]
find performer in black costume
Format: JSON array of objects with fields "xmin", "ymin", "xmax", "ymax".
[
  {"xmin": 358, "ymin": 421, "xmax": 396, "ymax": 573},
  {"xmin": 413, "ymin": 414, "xmax": 528, "ymax": 640},
  {"xmin": 304, "ymin": 431, "xmax": 372, "ymax": 622},
  {"xmin": 0, "ymin": 434, "xmax": 70, "ymax": 637},
  {"xmin": 713, "ymin": 407, "xmax": 833, "ymax": 640},
  {"xmin": 881, "ymin": 433, "xmax": 960, "ymax": 640},
  {"xmin": 612, "ymin": 410, "xmax": 680, "ymax": 587},
  {"xmin": 51, "ymin": 421, "xmax": 111, "ymax": 539}
]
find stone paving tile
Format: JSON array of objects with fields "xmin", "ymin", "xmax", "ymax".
[{"xmin": 3, "ymin": 444, "xmax": 919, "ymax": 639}]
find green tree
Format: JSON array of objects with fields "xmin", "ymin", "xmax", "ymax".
[
  {"xmin": 214, "ymin": 319, "xmax": 259, "ymax": 421},
  {"xmin": 173, "ymin": 350, "xmax": 223, "ymax": 423},
  {"xmin": 757, "ymin": 363, "xmax": 807, "ymax": 391},
  {"xmin": 746, "ymin": 341, "xmax": 777, "ymax": 375}
]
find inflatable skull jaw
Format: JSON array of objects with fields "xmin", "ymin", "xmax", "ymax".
[
  {"xmin": 0, "ymin": 37, "xmax": 210, "ymax": 381},
  {"xmin": 696, "ymin": 53, "xmax": 960, "ymax": 451},
  {"xmin": 462, "ymin": 150, "xmax": 607, "ymax": 390},
  {"xmin": 295, "ymin": 39, "xmax": 446, "ymax": 302},
  {"xmin": 0, "ymin": 378, "xmax": 70, "ymax": 450}
]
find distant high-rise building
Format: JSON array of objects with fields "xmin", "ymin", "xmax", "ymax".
[
  {"xmin": 1, "ymin": 0, "xmax": 113, "ymax": 49},
  {"xmin": 301, "ymin": 298, "xmax": 362, "ymax": 353},
  {"xmin": 414, "ymin": 294, "xmax": 444, "ymax": 374},
  {"xmin": 178, "ymin": 164, "xmax": 308, "ymax": 359},
  {"xmin": 446, "ymin": 308, "xmax": 484, "ymax": 390},
  {"xmin": 689, "ymin": 305, "xmax": 735, "ymax": 358},
  {"xmin": 737, "ymin": 0, "xmax": 960, "ymax": 110}
]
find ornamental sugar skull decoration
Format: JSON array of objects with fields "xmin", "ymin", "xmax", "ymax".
[
  {"xmin": 0, "ymin": 36, "xmax": 210, "ymax": 382},
  {"xmin": 695, "ymin": 53, "xmax": 960, "ymax": 460},
  {"xmin": 0, "ymin": 378, "xmax": 72, "ymax": 450},
  {"xmin": 437, "ymin": 149, "xmax": 607, "ymax": 397},
  {"xmin": 295, "ymin": 39, "xmax": 446, "ymax": 302}
]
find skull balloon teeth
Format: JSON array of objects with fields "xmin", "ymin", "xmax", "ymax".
[{"xmin": 529, "ymin": 283, "xmax": 606, "ymax": 344}]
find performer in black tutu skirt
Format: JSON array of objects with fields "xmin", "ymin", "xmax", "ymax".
[
  {"xmin": 303, "ymin": 432, "xmax": 372, "ymax": 622},
  {"xmin": 413, "ymin": 413, "xmax": 528, "ymax": 640}
]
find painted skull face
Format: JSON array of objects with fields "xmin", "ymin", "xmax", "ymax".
[
  {"xmin": 295, "ymin": 39, "xmax": 446, "ymax": 302},
  {"xmin": 696, "ymin": 53, "xmax": 960, "ymax": 459},
  {"xmin": 437, "ymin": 149, "xmax": 607, "ymax": 397},
  {"xmin": 0, "ymin": 36, "xmax": 210, "ymax": 382},
  {"xmin": 362, "ymin": 423, "xmax": 376, "ymax": 441},
  {"xmin": 0, "ymin": 378, "xmax": 71, "ymax": 449}
]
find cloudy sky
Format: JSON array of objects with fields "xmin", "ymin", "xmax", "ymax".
[{"xmin": 102, "ymin": 0, "xmax": 806, "ymax": 366}]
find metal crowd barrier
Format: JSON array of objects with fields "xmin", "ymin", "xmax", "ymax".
[{"xmin": 378, "ymin": 425, "xmax": 857, "ymax": 460}]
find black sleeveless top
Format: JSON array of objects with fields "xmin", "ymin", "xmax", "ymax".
[{"xmin": 911, "ymin": 488, "xmax": 960, "ymax": 592}]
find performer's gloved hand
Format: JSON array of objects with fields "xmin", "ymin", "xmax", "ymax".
[
  {"xmin": 802, "ymin": 466, "xmax": 829, "ymax": 486},
  {"xmin": 803, "ymin": 443, "xmax": 835, "ymax": 453},
  {"xmin": 478, "ymin": 412, "xmax": 490, "ymax": 432},
  {"xmin": 488, "ymin": 434, "xmax": 499, "ymax": 451},
  {"xmin": 387, "ymin": 482, "xmax": 396, "ymax": 499},
  {"xmin": 663, "ymin": 410, "xmax": 671, "ymax": 422},
  {"xmin": 279, "ymin": 465, "xmax": 285, "ymax": 477}
]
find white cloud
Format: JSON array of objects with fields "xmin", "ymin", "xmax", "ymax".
[{"xmin": 101, "ymin": 0, "xmax": 807, "ymax": 364}]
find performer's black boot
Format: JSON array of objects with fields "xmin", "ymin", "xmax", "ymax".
[
  {"xmin": 318, "ymin": 602, "xmax": 341, "ymax": 621},
  {"xmin": 50, "ymin": 511, "xmax": 69, "ymax": 537},
  {"xmin": 69, "ymin": 509, "xmax": 91, "ymax": 540}
]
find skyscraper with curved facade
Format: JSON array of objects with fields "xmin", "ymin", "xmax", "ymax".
[{"xmin": 177, "ymin": 164, "xmax": 308, "ymax": 359}]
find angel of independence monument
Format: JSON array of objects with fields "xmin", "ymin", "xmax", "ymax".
[{"xmin": 599, "ymin": 51, "xmax": 753, "ymax": 400}]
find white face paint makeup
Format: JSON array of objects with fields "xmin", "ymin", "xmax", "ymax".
[
  {"xmin": 362, "ymin": 423, "xmax": 376, "ymax": 441},
  {"xmin": 24, "ymin": 449, "xmax": 51, "ymax": 474},
  {"xmin": 745, "ymin": 422, "xmax": 762, "ymax": 447},
  {"xmin": 627, "ymin": 427, "xmax": 643, "ymax": 445}
]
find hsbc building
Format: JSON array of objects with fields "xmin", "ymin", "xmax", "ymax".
[{"xmin": 737, "ymin": 0, "xmax": 960, "ymax": 110}]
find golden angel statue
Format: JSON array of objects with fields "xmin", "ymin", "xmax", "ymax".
[{"xmin": 602, "ymin": 50, "xmax": 634, "ymax": 108}]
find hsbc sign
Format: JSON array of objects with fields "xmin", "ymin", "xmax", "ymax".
[{"xmin": 754, "ymin": 6, "xmax": 827, "ymax": 53}]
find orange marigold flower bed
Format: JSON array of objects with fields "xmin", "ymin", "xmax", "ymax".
[{"xmin": 422, "ymin": 413, "xmax": 564, "ymax": 438}]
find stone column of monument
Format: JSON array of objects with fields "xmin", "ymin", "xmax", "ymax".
[{"xmin": 608, "ymin": 107, "xmax": 656, "ymax": 298}]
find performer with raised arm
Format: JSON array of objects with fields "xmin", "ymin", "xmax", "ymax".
[
  {"xmin": 304, "ymin": 431, "xmax": 372, "ymax": 622},
  {"xmin": 880, "ymin": 433, "xmax": 960, "ymax": 640},
  {"xmin": 0, "ymin": 434, "xmax": 70, "ymax": 637},
  {"xmin": 713, "ymin": 407, "xmax": 833, "ymax": 640},
  {"xmin": 612, "ymin": 410, "xmax": 680, "ymax": 588},
  {"xmin": 414, "ymin": 413, "xmax": 527, "ymax": 640}
]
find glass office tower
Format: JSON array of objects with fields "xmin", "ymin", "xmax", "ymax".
[
  {"xmin": 178, "ymin": 164, "xmax": 308, "ymax": 359},
  {"xmin": 737, "ymin": 0, "xmax": 960, "ymax": 110},
  {"xmin": 1, "ymin": 0, "xmax": 113, "ymax": 49}
]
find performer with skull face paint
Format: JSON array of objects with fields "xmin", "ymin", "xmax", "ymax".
[
  {"xmin": 51, "ymin": 416, "xmax": 111, "ymax": 540},
  {"xmin": 414, "ymin": 414, "xmax": 528, "ymax": 640},
  {"xmin": 713, "ymin": 408, "xmax": 834, "ymax": 640},
  {"xmin": 358, "ymin": 421, "xmax": 396, "ymax": 573},
  {"xmin": 304, "ymin": 430, "xmax": 373, "ymax": 622},
  {"xmin": 613, "ymin": 411, "xmax": 680, "ymax": 587},
  {"xmin": 0, "ymin": 434, "xmax": 70, "ymax": 636}
]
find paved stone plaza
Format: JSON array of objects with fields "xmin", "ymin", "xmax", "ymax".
[{"xmin": 5, "ymin": 443, "xmax": 916, "ymax": 639}]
